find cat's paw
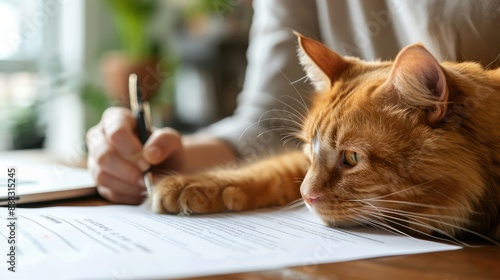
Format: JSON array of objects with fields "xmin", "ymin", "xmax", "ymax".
[{"xmin": 148, "ymin": 173, "xmax": 251, "ymax": 214}]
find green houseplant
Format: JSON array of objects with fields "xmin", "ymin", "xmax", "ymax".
[
  {"xmin": 105, "ymin": 0, "xmax": 158, "ymax": 57},
  {"xmin": 101, "ymin": 0, "xmax": 162, "ymax": 105}
]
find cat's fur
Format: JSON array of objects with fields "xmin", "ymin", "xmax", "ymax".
[{"xmin": 150, "ymin": 34, "xmax": 500, "ymax": 241}]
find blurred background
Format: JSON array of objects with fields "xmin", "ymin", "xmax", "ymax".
[{"xmin": 0, "ymin": 0, "xmax": 252, "ymax": 165}]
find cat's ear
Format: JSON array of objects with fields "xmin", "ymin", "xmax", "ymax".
[
  {"xmin": 295, "ymin": 32, "xmax": 349, "ymax": 92},
  {"xmin": 387, "ymin": 44, "xmax": 449, "ymax": 124}
]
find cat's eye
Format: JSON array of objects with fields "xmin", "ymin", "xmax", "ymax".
[{"xmin": 343, "ymin": 150, "xmax": 361, "ymax": 167}]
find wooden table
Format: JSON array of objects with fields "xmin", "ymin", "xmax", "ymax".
[
  {"xmin": 27, "ymin": 194, "xmax": 500, "ymax": 280},
  {"xmin": 8, "ymin": 150, "xmax": 500, "ymax": 279}
]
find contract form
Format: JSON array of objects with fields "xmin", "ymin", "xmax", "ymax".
[{"xmin": 0, "ymin": 205, "xmax": 460, "ymax": 279}]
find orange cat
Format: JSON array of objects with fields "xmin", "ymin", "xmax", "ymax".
[{"xmin": 150, "ymin": 33, "xmax": 500, "ymax": 242}]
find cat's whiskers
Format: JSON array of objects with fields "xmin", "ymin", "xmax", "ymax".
[
  {"xmin": 268, "ymin": 95, "xmax": 309, "ymax": 122},
  {"xmin": 358, "ymin": 199, "xmax": 477, "ymax": 213},
  {"xmin": 256, "ymin": 120, "xmax": 303, "ymax": 145},
  {"xmin": 355, "ymin": 198, "xmax": 475, "ymax": 212},
  {"xmin": 355, "ymin": 176, "xmax": 482, "ymax": 214},
  {"xmin": 349, "ymin": 210, "xmax": 417, "ymax": 239},
  {"xmin": 356, "ymin": 177, "xmax": 444, "ymax": 201},
  {"xmin": 276, "ymin": 68, "xmax": 310, "ymax": 114},
  {"xmin": 398, "ymin": 135, "xmax": 427, "ymax": 170},
  {"xmin": 251, "ymin": 68, "xmax": 311, "ymax": 146},
  {"xmin": 289, "ymin": 74, "xmax": 308, "ymax": 85},
  {"xmin": 239, "ymin": 66, "xmax": 310, "ymax": 121},
  {"xmin": 367, "ymin": 206, "xmax": 499, "ymax": 245},
  {"xmin": 282, "ymin": 133, "xmax": 303, "ymax": 147},
  {"xmin": 294, "ymin": 140, "xmax": 303, "ymax": 150},
  {"xmin": 257, "ymin": 117, "xmax": 303, "ymax": 129},
  {"xmin": 484, "ymin": 51, "xmax": 500, "ymax": 69},
  {"xmin": 256, "ymin": 127, "xmax": 301, "ymax": 139},
  {"xmin": 351, "ymin": 198, "xmax": 480, "ymax": 214},
  {"xmin": 348, "ymin": 200, "xmax": 465, "ymax": 244},
  {"xmin": 351, "ymin": 196, "xmax": 497, "ymax": 244},
  {"xmin": 238, "ymin": 106, "xmax": 306, "ymax": 144},
  {"xmin": 424, "ymin": 187, "xmax": 474, "ymax": 213},
  {"xmin": 280, "ymin": 94, "xmax": 310, "ymax": 116},
  {"xmin": 355, "ymin": 208, "xmax": 470, "ymax": 246},
  {"xmin": 353, "ymin": 178, "xmax": 481, "ymax": 215},
  {"xmin": 281, "ymin": 198, "xmax": 306, "ymax": 211},
  {"xmin": 353, "ymin": 203, "xmax": 499, "ymax": 246},
  {"xmin": 350, "ymin": 208, "xmax": 444, "ymax": 244},
  {"xmin": 259, "ymin": 108, "xmax": 307, "ymax": 125},
  {"xmin": 369, "ymin": 206, "xmax": 469, "ymax": 223}
]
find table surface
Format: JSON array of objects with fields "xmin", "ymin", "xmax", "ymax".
[
  {"xmin": 8, "ymin": 150, "xmax": 500, "ymax": 279},
  {"xmin": 25, "ymin": 194, "xmax": 500, "ymax": 280}
]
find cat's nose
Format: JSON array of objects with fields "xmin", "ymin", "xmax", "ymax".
[{"xmin": 303, "ymin": 193, "xmax": 320, "ymax": 205}]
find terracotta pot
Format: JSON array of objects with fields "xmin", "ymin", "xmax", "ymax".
[{"xmin": 101, "ymin": 52, "xmax": 163, "ymax": 106}]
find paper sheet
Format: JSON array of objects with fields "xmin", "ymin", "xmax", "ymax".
[{"xmin": 0, "ymin": 205, "xmax": 460, "ymax": 279}]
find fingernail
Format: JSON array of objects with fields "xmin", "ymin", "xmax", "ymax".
[
  {"xmin": 146, "ymin": 146, "xmax": 161, "ymax": 161},
  {"xmin": 137, "ymin": 158, "xmax": 150, "ymax": 172}
]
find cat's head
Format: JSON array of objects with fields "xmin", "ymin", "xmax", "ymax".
[{"xmin": 295, "ymin": 33, "xmax": 486, "ymax": 238}]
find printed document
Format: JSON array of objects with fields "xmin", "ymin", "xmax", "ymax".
[{"xmin": 0, "ymin": 205, "xmax": 460, "ymax": 279}]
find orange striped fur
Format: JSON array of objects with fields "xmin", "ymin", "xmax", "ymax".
[{"xmin": 151, "ymin": 34, "xmax": 500, "ymax": 241}]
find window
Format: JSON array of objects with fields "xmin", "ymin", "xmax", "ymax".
[
  {"xmin": 0, "ymin": 0, "xmax": 43, "ymax": 67},
  {"xmin": 0, "ymin": 0, "xmax": 47, "ymax": 150}
]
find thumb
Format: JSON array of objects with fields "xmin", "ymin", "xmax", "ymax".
[{"xmin": 143, "ymin": 128, "xmax": 183, "ymax": 165}]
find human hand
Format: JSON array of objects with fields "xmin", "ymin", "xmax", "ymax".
[{"xmin": 86, "ymin": 107, "xmax": 184, "ymax": 204}]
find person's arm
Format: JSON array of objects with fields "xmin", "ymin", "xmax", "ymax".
[
  {"xmin": 180, "ymin": 135, "xmax": 237, "ymax": 173},
  {"xmin": 87, "ymin": 108, "xmax": 238, "ymax": 204},
  {"xmin": 201, "ymin": 0, "xmax": 322, "ymax": 159},
  {"xmin": 144, "ymin": 132, "xmax": 238, "ymax": 174},
  {"xmin": 87, "ymin": 0, "xmax": 322, "ymax": 204}
]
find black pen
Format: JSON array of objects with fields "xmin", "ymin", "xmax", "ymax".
[{"xmin": 129, "ymin": 73, "xmax": 153, "ymax": 196}]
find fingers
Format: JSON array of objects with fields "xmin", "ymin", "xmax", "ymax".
[
  {"xmin": 97, "ymin": 186, "xmax": 144, "ymax": 205},
  {"xmin": 143, "ymin": 128, "xmax": 184, "ymax": 167},
  {"xmin": 86, "ymin": 107, "xmax": 147, "ymax": 204},
  {"xmin": 93, "ymin": 149, "xmax": 145, "ymax": 186},
  {"xmin": 101, "ymin": 107, "xmax": 143, "ymax": 162},
  {"xmin": 86, "ymin": 109, "xmax": 145, "ymax": 186},
  {"xmin": 88, "ymin": 156, "xmax": 146, "ymax": 203},
  {"xmin": 92, "ymin": 167, "xmax": 145, "ymax": 196},
  {"xmin": 86, "ymin": 107, "xmax": 186, "ymax": 205}
]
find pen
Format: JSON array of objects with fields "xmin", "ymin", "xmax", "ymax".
[{"xmin": 128, "ymin": 73, "xmax": 154, "ymax": 196}]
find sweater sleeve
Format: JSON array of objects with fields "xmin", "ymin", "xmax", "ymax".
[{"xmin": 201, "ymin": 0, "xmax": 321, "ymax": 159}]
